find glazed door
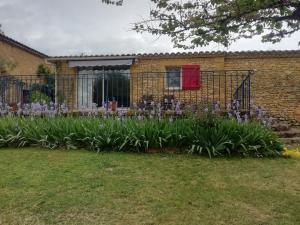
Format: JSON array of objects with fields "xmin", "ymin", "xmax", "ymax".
[
  {"xmin": 93, "ymin": 69, "xmax": 130, "ymax": 108},
  {"xmin": 77, "ymin": 69, "xmax": 130, "ymax": 109}
]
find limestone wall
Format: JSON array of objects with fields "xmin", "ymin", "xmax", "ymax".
[
  {"xmin": 224, "ymin": 56, "xmax": 300, "ymax": 122},
  {"xmin": 131, "ymin": 53, "xmax": 300, "ymax": 122},
  {"xmin": 0, "ymin": 40, "xmax": 47, "ymax": 75}
]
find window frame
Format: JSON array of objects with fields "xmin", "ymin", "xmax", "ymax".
[{"xmin": 164, "ymin": 67, "xmax": 182, "ymax": 90}]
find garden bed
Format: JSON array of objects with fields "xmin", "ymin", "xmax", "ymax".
[{"xmin": 0, "ymin": 116, "xmax": 283, "ymax": 157}]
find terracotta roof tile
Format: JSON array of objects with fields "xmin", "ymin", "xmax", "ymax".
[{"xmin": 49, "ymin": 50, "xmax": 300, "ymax": 60}]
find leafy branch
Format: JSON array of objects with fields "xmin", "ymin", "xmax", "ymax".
[
  {"xmin": 131, "ymin": 0, "xmax": 300, "ymax": 48},
  {"xmin": 101, "ymin": 0, "xmax": 124, "ymax": 6}
]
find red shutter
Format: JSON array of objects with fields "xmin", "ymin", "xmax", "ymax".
[{"xmin": 182, "ymin": 65, "xmax": 201, "ymax": 90}]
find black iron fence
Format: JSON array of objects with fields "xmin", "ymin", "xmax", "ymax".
[
  {"xmin": 0, "ymin": 70, "xmax": 253, "ymax": 112},
  {"xmin": 234, "ymin": 71, "xmax": 252, "ymax": 110}
]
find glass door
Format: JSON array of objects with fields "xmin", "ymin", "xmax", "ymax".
[
  {"xmin": 93, "ymin": 69, "xmax": 130, "ymax": 108},
  {"xmin": 77, "ymin": 68, "xmax": 130, "ymax": 109},
  {"xmin": 77, "ymin": 69, "xmax": 96, "ymax": 109}
]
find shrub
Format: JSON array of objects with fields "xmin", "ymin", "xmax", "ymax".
[
  {"xmin": 28, "ymin": 64, "xmax": 55, "ymax": 103},
  {"xmin": 0, "ymin": 117, "xmax": 283, "ymax": 157},
  {"xmin": 30, "ymin": 91, "xmax": 52, "ymax": 104}
]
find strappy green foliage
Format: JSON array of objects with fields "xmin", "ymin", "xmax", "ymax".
[{"xmin": 0, "ymin": 117, "xmax": 283, "ymax": 157}]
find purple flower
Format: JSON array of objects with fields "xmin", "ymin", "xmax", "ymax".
[
  {"xmin": 244, "ymin": 114, "xmax": 249, "ymax": 123},
  {"xmin": 226, "ymin": 103, "xmax": 231, "ymax": 111}
]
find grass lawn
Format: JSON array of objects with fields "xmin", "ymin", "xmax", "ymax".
[{"xmin": 0, "ymin": 149, "xmax": 299, "ymax": 225}]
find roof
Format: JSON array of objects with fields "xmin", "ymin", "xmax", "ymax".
[
  {"xmin": 49, "ymin": 55, "xmax": 136, "ymax": 61},
  {"xmin": 48, "ymin": 50, "xmax": 300, "ymax": 61},
  {"xmin": 0, "ymin": 33, "xmax": 48, "ymax": 58}
]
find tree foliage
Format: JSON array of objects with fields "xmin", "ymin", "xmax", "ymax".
[
  {"xmin": 0, "ymin": 24, "xmax": 4, "ymax": 35},
  {"xmin": 0, "ymin": 58, "xmax": 17, "ymax": 74},
  {"xmin": 103, "ymin": 0, "xmax": 300, "ymax": 48},
  {"xmin": 102, "ymin": 0, "xmax": 123, "ymax": 6}
]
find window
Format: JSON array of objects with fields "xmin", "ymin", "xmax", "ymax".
[
  {"xmin": 165, "ymin": 67, "xmax": 181, "ymax": 89},
  {"xmin": 165, "ymin": 65, "xmax": 201, "ymax": 90}
]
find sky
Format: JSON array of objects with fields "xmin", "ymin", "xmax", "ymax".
[{"xmin": 0, "ymin": 0, "xmax": 299, "ymax": 56}]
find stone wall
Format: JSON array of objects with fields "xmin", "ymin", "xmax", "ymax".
[
  {"xmin": 0, "ymin": 40, "xmax": 47, "ymax": 75},
  {"xmin": 224, "ymin": 56, "xmax": 300, "ymax": 123},
  {"xmin": 55, "ymin": 61, "xmax": 77, "ymax": 109},
  {"xmin": 0, "ymin": 40, "xmax": 50, "ymax": 105},
  {"xmin": 131, "ymin": 53, "xmax": 300, "ymax": 122},
  {"xmin": 130, "ymin": 56, "xmax": 228, "ymax": 106}
]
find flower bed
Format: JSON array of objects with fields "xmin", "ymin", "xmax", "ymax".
[
  {"xmin": 0, "ymin": 116, "xmax": 283, "ymax": 157},
  {"xmin": 0, "ymin": 99, "xmax": 273, "ymax": 124}
]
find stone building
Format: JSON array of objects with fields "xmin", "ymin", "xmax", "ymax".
[
  {"xmin": 1, "ymin": 33, "xmax": 300, "ymax": 122},
  {"xmin": 0, "ymin": 33, "xmax": 48, "ymax": 75},
  {"xmin": 0, "ymin": 33, "xmax": 50, "ymax": 105},
  {"xmin": 48, "ymin": 51, "xmax": 300, "ymax": 122}
]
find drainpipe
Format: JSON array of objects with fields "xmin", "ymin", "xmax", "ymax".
[
  {"xmin": 54, "ymin": 64, "xmax": 58, "ymax": 105},
  {"xmin": 102, "ymin": 66, "xmax": 106, "ymax": 110}
]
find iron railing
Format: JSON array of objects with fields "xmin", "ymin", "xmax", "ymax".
[
  {"xmin": 234, "ymin": 71, "xmax": 253, "ymax": 111},
  {"xmin": 0, "ymin": 70, "xmax": 253, "ymax": 112}
]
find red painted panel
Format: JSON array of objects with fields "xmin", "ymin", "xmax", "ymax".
[{"xmin": 182, "ymin": 65, "xmax": 201, "ymax": 90}]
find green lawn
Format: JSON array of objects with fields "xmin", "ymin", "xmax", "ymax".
[{"xmin": 0, "ymin": 149, "xmax": 299, "ymax": 225}]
